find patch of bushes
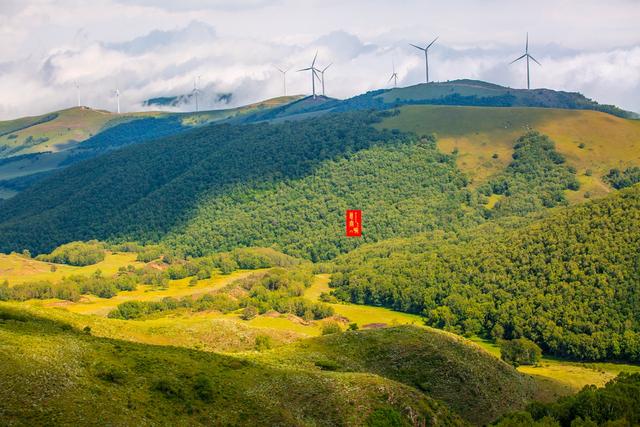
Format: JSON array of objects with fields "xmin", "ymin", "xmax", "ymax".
[
  {"xmin": 36, "ymin": 241, "xmax": 106, "ymax": 266},
  {"xmin": 604, "ymin": 166, "xmax": 640, "ymax": 189}
]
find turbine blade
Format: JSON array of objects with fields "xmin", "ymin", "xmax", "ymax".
[
  {"xmin": 528, "ymin": 54, "xmax": 542, "ymax": 66},
  {"xmin": 275, "ymin": 66, "xmax": 283, "ymax": 73},
  {"xmin": 312, "ymin": 51, "xmax": 318, "ymax": 67},
  {"xmin": 427, "ymin": 36, "xmax": 439, "ymax": 49},
  {"xmin": 409, "ymin": 43, "xmax": 425, "ymax": 51},
  {"xmin": 298, "ymin": 67, "xmax": 311, "ymax": 72},
  {"xmin": 509, "ymin": 53, "xmax": 527, "ymax": 64},
  {"xmin": 526, "ymin": 32, "xmax": 529, "ymax": 53},
  {"xmin": 322, "ymin": 63, "xmax": 332, "ymax": 72},
  {"xmin": 388, "ymin": 74, "xmax": 395, "ymax": 82}
]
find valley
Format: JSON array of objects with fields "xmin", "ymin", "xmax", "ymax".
[{"xmin": 1, "ymin": 79, "xmax": 640, "ymax": 426}]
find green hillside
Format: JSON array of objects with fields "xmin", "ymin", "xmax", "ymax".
[
  {"xmin": 260, "ymin": 325, "xmax": 537, "ymax": 425},
  {"xmin": 0, "ymin": 97, "xmax": 300, "ymax": 199},
  {"xmin": 331, "ymin": 185, "xmax": 640, "ymax": 362},
  {"xmin": 378, "ymin": 105, "xmax": 640, "ymax": 200},
  {"xmin": 0, "ymin": 111, "xmax": 483, "ymax": 257},
  {"xmin": 0, "ymin": 304, "xmax": 463, "ymax": 426}
]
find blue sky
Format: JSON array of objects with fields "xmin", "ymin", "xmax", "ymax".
[{"xmin": 0, "ymin": 0, "xmax": 639, "ymax": 119}]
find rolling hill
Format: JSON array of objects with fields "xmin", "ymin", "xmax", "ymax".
[
  {"xmin": 0, "ymin": 304, "xmax": 465, "ymax": 426},
  {"xmin": 330, "ymin": 184, "xmax": 640, "ymax": 362},
  {"xmin": 0, "ymin": 111, "xmax": 484, "ymax": 257},
  {"xmin": 0, "ymin": 96, "xmax": 301, "ymax": 199}
]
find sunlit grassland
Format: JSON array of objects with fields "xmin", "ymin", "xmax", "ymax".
[
  {"xmin": 33, "ymin": 269, "xmax": 263, "ymax": 316},
  {"xmin": 379, "ymin": 105, "xmax": 640, "ymax": 198},
  {"xmin": 468, "ymin": 336, "xmax": 640, "ymax": 396},
  {"xmin": 0, "ymin": 251, "xmax": 143, "ymax": 284}
]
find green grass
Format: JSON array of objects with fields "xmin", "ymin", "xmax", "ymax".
[
  {"xmin": 379, "ymin": 105, "xmax": 640, "ymax": 197},
  {"xmin": 0, "ymin": 303, "xmax": 461, "ymax": 426},
  {"xmin": 0, "ymin": 251, "xmax": 143, "ymax": 284},
  {"xmin": 256, "ymin": 325, "xmax": 535, "ymax": 425},
  {"xmin": 469, "ymin": 336, "xmax": 640, "ymax": 394}
]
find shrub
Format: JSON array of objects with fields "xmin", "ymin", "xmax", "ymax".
[
  {"xmin": 321, "ymin": 322, "xmax": 342, "ymax": 335},
  {"xmin": 500, "ymin": 338, "xmax": 542, "ymax": 367},
  {"xmin": 241, "ymin": 306, "xmax": 258, "ymax": 320},
  {"xmin": 193, "ymin": 375, "xmax": 214, "ymax": 403},
  {"xmin": 254, "ymin": 335, "xmax": 273, "ymax": 351}
]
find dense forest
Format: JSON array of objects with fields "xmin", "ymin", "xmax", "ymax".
[
  {"xmin": 331, "ymin": 185, "xmax": 640, "ymax": 362},
  {"xmin": 0, "ymin": 111, "xmax": 481, "ymax": 258},
  {"xmin": 479, "ymin": 131, "xmax": 579, "ymax": 217},
  {"xmin": 494, "ymin": 373, "xmax": 640, "ymax": 426}
]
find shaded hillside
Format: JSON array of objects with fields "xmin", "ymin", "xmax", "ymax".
[
  {"xmin": 331, "ymin": 185, "xmax": 640, "ymax": 362},
  {"xmin": 261, "ymin": 325, "xmax": 537, "ymax": 425},
  {"xmin": 0, "ymin": 97, "xmax": 300, "ymax": 198},
  {"xmin": 0, "ymin": 304, "xmax": 462, "ymax": 426},
  {"xmin": 3, "ymin": 111, "xmax": 469, "ymax": 256}
]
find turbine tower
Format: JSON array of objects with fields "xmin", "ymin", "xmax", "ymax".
[
  {"xmin": 193, "ymin": 76, "xmax": 201, "ymax": 112},
  {"xmin": 510, "ymin": 33, "xmax": 541, "ymax": 90},
  {"xmin": 319, "ymin": 63, "xmax": 332, "ymax": 96},
  {"xmin": 115, "ymin": 89, "xmax": 120, "ymax": 114},
  {"xmin": 74, "ymin": 81, "xmax": 81, "ymax": 107},
  {"xmin": 388, "ymin": 60, "xmax": 399, "ymax": 88},
  {"xmin": 298, "ymin": 51, "xmax": 321, "ymax": 99},
  {"xmin": 275, "ymin": 66, "xmax": 290, "ymax": 97},
  {"xmin": 410, "ymin": 37, "xmax": 438, "ymax": 83}
]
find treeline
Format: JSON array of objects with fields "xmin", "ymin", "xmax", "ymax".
[
  {"xmin": 495, "ymin": 373, "xmax": 640, "ymax": 426},
  {"xmin": 108, "ymin": 268, "xmax": 334, "ymax": 321},
  {"xmin": 331, "ymin": 185, "xmax": 640, "ymax": 362},
  {"xmin": 479, "ymin": 131, "xmax": 579, "ymax": 218},
  {"xmin": 0, "ymin": 268, "xmax": 148, "ymax": 301}
]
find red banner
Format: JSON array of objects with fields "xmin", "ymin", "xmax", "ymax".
[{"xmin": 346, "ymin": 210, "xmax": 362, "ymax": 237}]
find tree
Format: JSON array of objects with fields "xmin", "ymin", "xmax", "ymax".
[{"xmin": 500, "ymin": 338, "xmax": 542, "ymax": 367}]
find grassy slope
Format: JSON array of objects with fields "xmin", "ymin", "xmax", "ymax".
[
  {"xmin": 379, "ymin": 105, "xmax": 640, "ymax": 199},
  {"xmin": 0, "ymin": 251, "xmax": 143, "ymax": 284},
  {"xmin": 259, "ymin": 325, "xmax": 535, "ymax": 425},
  {"xmin": 0, "ymin": 304, "xmax": 460, "ymax": 426}
]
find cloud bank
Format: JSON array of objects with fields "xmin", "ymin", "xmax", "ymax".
[{"xmin": 0, "ymin": 0, "xmax": 639, "ymax": 119}]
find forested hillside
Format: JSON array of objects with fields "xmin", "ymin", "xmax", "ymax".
[
  {"xmin": 0, "ymin": 111, "xmax": 486, "ymax": 258},
  {"xmin": 331, "ymin": 185, "xmax": 640, "ymax": 362}
]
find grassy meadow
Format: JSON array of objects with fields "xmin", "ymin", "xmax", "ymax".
[{"xmin": 379, "ymin": 105, "xmax": 640, "ymax": 199}]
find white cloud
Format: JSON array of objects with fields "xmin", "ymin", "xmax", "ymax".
[{"xmin": 0, "ymin": 0, "xmax": 639, "ymax": 119}]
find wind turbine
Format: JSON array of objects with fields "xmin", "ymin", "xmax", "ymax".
[
  {"xmin": 388, "ymin": 60, "xmax": 399, "ymax": 88},
  {"xmin": 114, "ymin": 88, "xmax": 120, "ymax": 114},
  {"xmin": 275, "ymin": 66, "xmax": 290, "ymax": 97},
  {"xmin": 298, "ymin": 51, "xmax": 321, "ymax": 99},
  {"xmin": 410, "ymin": 37, "xmax": 438, "ymax": 83},
  {"xmin": 74, "ymin": 81, "xmax": 81, "ymax": 107},
  {"xmin": 192, "ymin": 76, "xmax": 201, "ymax": 112},
  {"xmin": 319, "ymin": 63, "xmax": 332, "ymax": 97},
  {"xmin": 510, "ymin": 32, "xmax": 541, "ymax": 90}
]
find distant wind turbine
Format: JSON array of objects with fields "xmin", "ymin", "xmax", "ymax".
[
  {"xmin": 388, "ymin": 60, "xmax": 399, "ymax": 88},
  {"xmin": 319, "ymin": 63, "xmax": 332, "ymax": 96},
  {"xmin": 410, "ymin": 37, "xmax": 438, "ymax": 83},
  {"xmin": 114, "ymin": 88, "xmax": 120, "ymax": 114},
  {"xmin": 193, "ymin": 76, "xmax": 201, "ymax": 112},
  {"xmin": 510, "ymin": 32, "xmax": 541, "ymax": 90},
  {"xmin": 275, "ymin": 66, "xmax": 290, "ymax": 97},
  {"xmin": 74, "ymin": 81, "xmax": 81, "ymax": 107},
  {"xmin": 298, "ymin": 51, "xmax": 321, "ymax": 99}
]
